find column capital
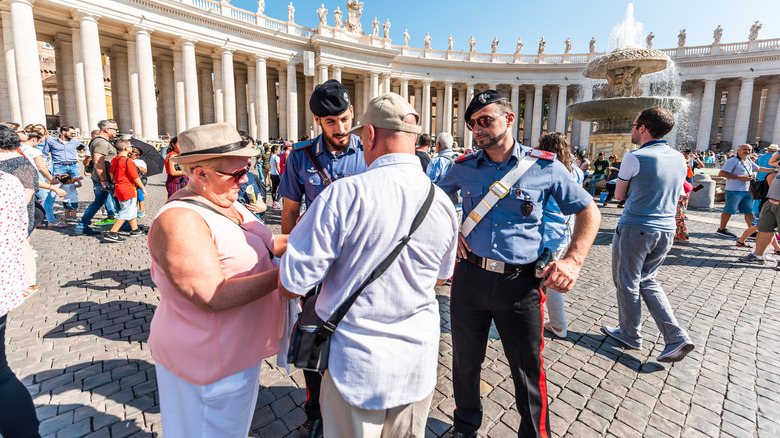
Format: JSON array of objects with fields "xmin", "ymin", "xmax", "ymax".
[
  {"xmin": 173, "ymin": 37, "xmax": 198, "ymax": 48},
  {"xmin": 332, "ymin": 65, "xmax": 342, "ymax": 71},
  {"xmin": 422, "ymin": 78, "xmax": 432, "ymax": 84},
  {"xmin": 126, "ymin": 24, "xmax": 154, "ymax": 36},
  {"xmin": 444, "ymin": 80, "xmax": 454, "ymax": 86},
  {"xmin": 73, "ymin": 10, "xmax": 101, "ymax": 23},
  {"xmin": 254, "ymin": 55, "xmax": 268, "ymax": 62},
  {"xmin": 219, "ymin": 47, "xmax": 235, "ymax": 55},
  {"xmin": 370, "ymin": 72, "xmax": 379, "ymax": 78},
  {"xmin": 9, "ymin": 0, "xmax": 37, "ymax": 7},
  {"xmin": 54, "ymin": 32, "xmax": 72, "ymax": 44}
]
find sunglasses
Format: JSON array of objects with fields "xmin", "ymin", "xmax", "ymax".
[
  {"xmin": 214, "ymin": 164, "xmax": 251, "ymax": 182},
  {"xmin": 466, "ymin": 114, "xmax": 507, "ymax": 131}
]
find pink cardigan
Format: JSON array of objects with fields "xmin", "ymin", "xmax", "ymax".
[{"xmin": 148, "ymin": 201, "xmax": 283, "ymax": 385}]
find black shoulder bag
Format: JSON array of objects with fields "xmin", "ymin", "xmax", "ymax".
[
  {"xmin": 741, "ymin": 159, "xmax": 768, "ymax": 200},
  {"xmin": 287, "ymin": 183, "xmax": 436, "ymax": 372}
]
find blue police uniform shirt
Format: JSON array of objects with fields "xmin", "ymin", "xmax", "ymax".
[
  {"xmin": 278, "ymin": 134, "xmax": 367, "ymax": 208},
  {"xmin": 437, "ymin": 141, "xmax": 592, "ymax": 265}
]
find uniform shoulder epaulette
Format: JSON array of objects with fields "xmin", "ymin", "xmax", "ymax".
[
  {"xmin": 293, "ymin": 140, "xmax": 313, "ymax": 151},
  {"xmin": 530, "ymin": 149, "xmax": 557, "ymax": 161},
  {"xmin": 455, "ymin": 152, "xmax": 476, "ymax": 163}
]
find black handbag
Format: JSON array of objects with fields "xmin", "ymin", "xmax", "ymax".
[
  {"xmin": 749, "ymin": 178, "xmax": 769, "ymax": 200},
  {"xmin": 287, "ymin": 183, "xmax": 436, "ymax": 372}
]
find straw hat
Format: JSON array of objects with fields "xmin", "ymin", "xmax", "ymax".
[
  {"xmin": 767, "ymin": 144, "xmax": 779, "ymax": 152},
  {"xmin": 172, "ymin": 123, "xmax": 256, "ymax": 164}
]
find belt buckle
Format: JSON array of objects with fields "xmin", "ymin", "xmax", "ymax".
[{"xmin": 482, "ymin": 257, "xmax": 505, "ymax": 273}]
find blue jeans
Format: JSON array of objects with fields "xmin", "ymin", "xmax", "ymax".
[
  {"xmin": 588, "ymin": 173, "xmax": 607, "ymax": 197},
  {"xmin": 79, "ymin": 184, "xmax": 116, "ymax": 227},
  {"xmin": 611, "ymin": 225, "xmax": 690, "ymax": 346},
  {"xmin": 0, "ymin": 315, "xmax": 41, "ymax": 437},
  {"xmin": 36, "ymin": 187, "xmax": 57, "ymax": 223},
  {"xmin": 52, "ymin": 163, "xmax": 81, "ymax": 179}
]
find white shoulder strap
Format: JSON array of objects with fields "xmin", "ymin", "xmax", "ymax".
[{"xmin": 461, "ymin": 155, "xmax": 538, "ymax": 238}]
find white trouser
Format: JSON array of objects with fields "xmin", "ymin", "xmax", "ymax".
[
  {"xmin": 544, "ymin": 247, "xmax": 568, "ymax": 331},
  {"xmin": 155, "ymin": 362, "xmax": 261, "ymax": 438}
]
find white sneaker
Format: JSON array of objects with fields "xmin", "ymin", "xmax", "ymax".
[{"xmin": 544, "ymin": 322, "xmax": 567, "ymax": 338}]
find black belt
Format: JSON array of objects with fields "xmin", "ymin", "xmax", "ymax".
[
  {"xmin": 463, "ymin": 251, "xmax": 534, "ymax": 274},
  {"xmin": 55, "ymin": 161, "xmax": 77, "ymax": 165}
]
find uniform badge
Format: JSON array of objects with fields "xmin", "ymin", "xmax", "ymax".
[
  {"xmin": 478, "ymin": 93, "xmax": 488, "ymax": 104},
  {"xmin": 521, "ymin": 194, "xmax": 534, "ymax": 217},
  {"xmin": 343, "ymin": 92, "xmax": 350, "ymax": 103},
  {"xmin": 513, "ymin": 188, "xmax": 522, "ymax": 197}
]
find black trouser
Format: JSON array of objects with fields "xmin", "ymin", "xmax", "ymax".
[
  {"xmin": 301, "ymin": 291, "xmax": 322, "ymax": 421},
  {"xmin": 270, "ymin": 175, "xmax": 281, "ymax": 202},
  {"xmin": 451, "ymin": 261, "xmax": 550, "ymax": 438},
  {"xmin": 0, "ymin": 314, "xmax": 40, "ymax": 438}
]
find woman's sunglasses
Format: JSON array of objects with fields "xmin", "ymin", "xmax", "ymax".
[{"xmin": 214, "ymin": 165, "xmax": 251, "ymax": 182}]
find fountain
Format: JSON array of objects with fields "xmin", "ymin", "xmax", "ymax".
[{"xmin": 567, "ymin": 4, "xmax": 687, "ymax": 160}]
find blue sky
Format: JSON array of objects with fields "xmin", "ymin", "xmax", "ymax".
[{"xmin": 232, "ymin": 0, "xmax": 779, "ymax": 53}]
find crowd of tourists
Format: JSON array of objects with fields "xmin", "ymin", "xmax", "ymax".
[{"xmin": 2, "ymin": 77, "xmax": 780, "ymax": 438}]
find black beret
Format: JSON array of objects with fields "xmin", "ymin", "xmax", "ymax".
[
  {"xmin": 309, "ymin": 79, "xmax": 351, "ymax": 117},
  {"xmin": 464, "ymin": 90, "xmax": 509, "ymax": 121}
]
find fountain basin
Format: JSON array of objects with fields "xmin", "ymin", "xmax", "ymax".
[
  {"xmin": 567, "ymin": 96, "xmax": 687, "ymax": 133},
  {"xmin": 583, "ymin": 47, "xmax": 670, "ymax": 79}
]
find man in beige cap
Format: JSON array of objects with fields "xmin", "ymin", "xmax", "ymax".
[{"xmin": 278, "ymin": 93, "xmax": 459, "ymax": 437}]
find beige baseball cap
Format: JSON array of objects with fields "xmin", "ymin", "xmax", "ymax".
[{"xmin": 346, "ymin": 93, "xmax": 421, "ymax": 136}]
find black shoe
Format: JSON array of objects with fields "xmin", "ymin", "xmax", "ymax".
[
  {"xmin": 298, "ymin": 419, "xmax": 323, "ymax": 438},
  {"xmin": 103, "ymin": 231, "xmax": 126, "ymax": 242},
  {"xmin": 446, "ymin": 427, "xmax": 479, "ymax": 438},
  {"xmin": 82, "ymin": 226, "xmax": 101, "ymax": 236},
  {"xmin": 715, "ymin": 228, "xmax": 737, "ymax": 238},
  {"xmin": 129, "ymin": 228, "xmax": 145, "ymax": 237}
]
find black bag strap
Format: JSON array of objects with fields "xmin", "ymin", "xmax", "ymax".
[
  {"xmin": 315, "ymin": 182, "xmax": 436, "ymax": 345},
  {"xmin": 301, "ymin": 143, "xmax": 333, "ymax": 187}
]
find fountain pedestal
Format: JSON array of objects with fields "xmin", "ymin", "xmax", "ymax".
[{"xmin": 587, "ymin": 133, "xmax": 635, "ymax": 161}]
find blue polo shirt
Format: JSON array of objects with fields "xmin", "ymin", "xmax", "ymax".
[
  {"xmin": 438, "ymin": 141, "xmax": 592, "ymax": 265},
  {"xmin": 278, "ymin": 134, "xmax": 367, "ymax": 208},
  {"xmin": 42, "ymin": 136, "xmax": 85, "ymax": 163}
]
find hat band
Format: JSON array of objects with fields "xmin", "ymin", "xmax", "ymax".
[{"xmin": 177, "ymin": 141, "xmax": 245, "ymax": 157}]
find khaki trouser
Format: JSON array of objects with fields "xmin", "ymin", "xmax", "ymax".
[{"xmin": 320, "ymin": 370, "xmax": 433, "ymax": 438}]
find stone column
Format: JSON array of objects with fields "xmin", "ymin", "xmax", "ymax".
[
  {"xmin": 731, "ymin": 77, "xmax": 755, "ymax": 149},
  {"xmin": 696, "ymin": 79, "xmax": 718, "ymax": 151},
  {"xmin": 422, "ymin": 80, "xmax": 431, "ymax": 134},
  {"xmin": 443, "ymin": 82, "xmax": 453, "ymax": 134},
  {"xmin": 548, "ymin": 88, "xmax": 558, "ymax": 133},
  {"xmin": 56, "ymin": 34, "xmax": 79, "ymax": 128},
  {"xmin": 510, "ymin": 85, "xmax": 520, "ymax": 138},
  {"xmin": 433, "ymin": 87, "xmax": 443, "ymax": 134},
  {"xmin": 125, "ymin": 37, "xmax": 142, "ymax": 136},
  {"xmin": 318, "ymin": 64, "xmax": 328, "ymax": 85},
  {"xmin": 530, "ymin": 85, "xmax": 544, "ymax": 146},
  {"xmin": 382, "ymin": 74, "xmax": 391, "ymax": 94},
  {"xmin": 199, "ymin": 65, "xmax": 214, "ymax": 124},
  {"xmin": 0, "ymin": 11, "xmax": 20, "ymax": 122},
  {"xmin": 413, "ymin": 85, "xmax": 422, "ymax": 116},
  {"xmin": 685, "ymin": 85, "xmax": 703, "ymax": 148},
  {"xmin": 772, "ymin": 91, "xmax": 780, "ymax": 145},
  {"xmin": 401, "ymin": 79, "xmax": 409, "ymax": 101},
  {"xmin": 52, "ymin": 38, "xmax": 66, "ymax": 125},
  {"xmin": 761, "ymin": 82, "xmax": 780, "ymax": 143},
  {"xmin": 134, "ymin": 26, "xmax": 158, "ymax": 138},
  {"xmin": 287, "ymin": 61, "xmax": 298, "ymax": 140},
  {"xmin": 370, "ymin": 72, "xmax": 379, "ymax": 99},
  {"xmin": 277, "ymin": 66, "xmax": 287, "ymax": 139},
  {"xmin": 746, "ymin": 86, "xmax": 763, "ymax": 143},
  {"xmin": 332, "ymin": 66, "xmax": 342, "ymax": 82},
  {"xmin": 304, "ymin": 75, "xmax": 314, "ymax": 138},
  {"xmin": 255, "ymin": 56, "xmax": 269, "ymax": 142},
  {"xmin": 11, "ymin": 0, "xmax": 45, "ymax": 126},
  {"xmin": 246, "ymin": 63, "xmax": 257, "ymax": 139},
  {"xmin": 523, "ymin": 88, "xmax": 533, "ymax": 144},
  {"xmin": 267, "ymin": 72, "xmax": 279, "ymax": 139},
  {"xmin": 158, "ymin": 55, "xmax": 176, "ymax": 136},
  {"xmin": 355, "ymin": 80, "xmax": 364, "ymax": 124},
  {"xmin": 181, "ymin": 39, "xmax": 200, "ymax": 129},
  {"xmin": 212, "ymin": 54, "xmax": 224, "ymax": 123},
  {"xmin": 457, "ymin": 88, "xmax": 466, "ymax": 140},
  {"xmin": 720, "ymin": 82, "xmax": 740, "ymax": 146},
  {"xmin": 235, "ymin": 67, "xmax": 248, "ymax": 132},
  {"xmin": 708, "ymin": 88, "xmax": 722, "ymax": 146},
  {"xmin": 221, "ymin": 49, "xmax": 236, "ymax": 127},
  {"xmin": 464, "ymin": 84, "xmax": 474, "ymax": 148},
  {"xmin": 362, "ymin": 76, "xmax": 370, "ymax": 113},
  {"xmin": 172, "ymin": 47, "xmax": 186, "ymax": 134},
  {"xmin": 77, "ymin": 12, "xmax": 106, "ymax": 130},
  {"xmin": 580, "ymin": 84, "xmax": 593, "ymax": 149},
  {"xmin": 570, "ymin": 113, "xmax": 581, "ymax": 147},
  {"xmin": 556, "ymin": 84, "xmax": 568, "ymax": 135}
]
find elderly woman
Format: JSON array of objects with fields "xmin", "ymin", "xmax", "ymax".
[{"xmin": 147, "ymin": 123, "xmax": 286, "ymax": 436}]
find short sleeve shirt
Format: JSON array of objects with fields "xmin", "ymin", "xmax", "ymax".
[
  {"xmin": 110, "ymin": 156, "xmax": 140, "ymax": 201},
  {"xmin": 721, "ymin": 156, "xmax": 758, "ymax": 192},
  {"xmin": 89, "ymin": 136, "xmax": 117, "ymax": 183}
]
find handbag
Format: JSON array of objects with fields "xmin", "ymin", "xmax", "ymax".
[
  {"xmin": 287, "ymin": 183, "xmax": 436, "ymax": 372},
  {"xmin": 749, "ymin": 178, "xmax": 769, "ymax": 200}
]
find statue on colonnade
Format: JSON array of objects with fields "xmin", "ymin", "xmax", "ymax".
[
  {"xmin": 515, "ymin": 38, "xmax": 523, "ymax": 54},
  {"xmin": 491, "ymin": 37, "xmax": 499, "ymax": 54},
  {"xmin": 589, "ymin": 37, "xmax": 596, "ymax": 53},
  {"xmin": 287, "ymin": 2, "xmax": 295, "ymax": 22},
  {"xmin": 564, "ymin": 37, "xmax": 571, "ymax": 53},
  {"xmin": 538, "ymin": 36, "xmax": 546, "ymax": 54},
  {"xmin": 678, "ymin": 29, "xmax": 686, "ymax": 47},
  {"xmin": 257, "ymin": 0, "xmax": 264, "ymax": 14},
  {"xmin": 403, "ymin": 29, "xmax": 410, "ymax": 46},
  {"xmin": 646, "ymin": 32, "xmax": 654, "ymax": 49},
  {"xmin": 383, "ymin": 19, "xmax": 390, "ymax": 39},
  {"xmin": 424, "ymin": 33, "xmax": 432, "ymax": 49},
  {"xmin": 749, "ymin": 21, "xmax": 761, "ymax": 40},
  {"xmin": 318, "ymin": 4, "xmax": 328, "ymax": 26},
  {"xmin": 469, "ymin": 35, "xmax": 476, "ymax": 53},
  {"xmin": 713, "ymin": 25, "xmax": 723, "ymax": 44},
  {"xmin": 345, "ymin": 0, "xmax": 363, "ymax": 34},
  {"xmin": 448, "ymin": 35, "xmax": 454, "ymax": 51},
  {"xmin": 334, "ymin": 7, "xmax": 343, "ymax": 28},
  {"xmin": 372, "ymin": 17, "xmax": 379, "ymax": 37}
]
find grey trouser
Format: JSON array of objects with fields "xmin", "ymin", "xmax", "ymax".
[{"xmin": 611, "ymin": 225, "xmax": 690, "ymax": 345}]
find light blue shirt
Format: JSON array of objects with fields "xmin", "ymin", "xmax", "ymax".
[
  {"xmin": 426, "ymin": 149, "xmax": 458, "ymax": 183},
  {"xmin": 543, "ymin": 166, "xmax": 584, "ymax": 251},
  {"xmin": 438, "ymin": 141, "xmax": 593, "ymax": 265},
  {"xmin": 756, "ymin": 152, "xmax": 778, "ymax": 181},
  {"xmin": 617, "ymin": 139, "xmax": 686, "ymax": 232},
  {"xmin": 280, "ymin": 153, "xmax": 458, "ymax": 410},
  {"xmin": 42, "ymin": 136, "xmax": 84, "ymax": 163}
]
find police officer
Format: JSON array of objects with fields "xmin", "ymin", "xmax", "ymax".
[
  {"xmin": 277, "ymin": 79, "xmax": 367, "ymax": 438},
  {"xmin": 438, "ymin": 90, "xmax": 600, "ymax": 438}
]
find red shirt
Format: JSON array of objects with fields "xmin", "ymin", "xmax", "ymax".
[
  {"xmin": 280, "ymin": 150, "xmax": 289, "ymax": 174},
  {"xmin": 110, "ymin": 155, "xmax": 140, "ymax": 201}
]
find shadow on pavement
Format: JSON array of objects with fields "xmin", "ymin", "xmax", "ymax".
[
  {"xmin": 43, "ymin": 300, "xmax": 155, "ymax": 343},
  {"xmin": 59, "ymin": 269, "xmax": 154, "ymax": 291}
]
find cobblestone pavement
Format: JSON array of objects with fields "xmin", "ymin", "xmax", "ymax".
[{"xmin": 8, "ymin": 171, "xmax": 780, "ymax": 437}]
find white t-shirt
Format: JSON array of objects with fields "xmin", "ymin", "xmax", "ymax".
[
  {"xmin": 270, "ymin": 154, "xmax": 280, "ymax": 176},
  {"xmin": 721, "ymin": 156, "xmax": 758, "ymax": 192},
  {"xmin": 19, "ymin": 144, "xmax": 44, "ymax": 182},
  {"xmin": 133, "ymin": 158, "xmax": 147, "ymax": 173},
  {"xmin": 60, "ymin": 183, "xmax": 79, "ymax": 203}
]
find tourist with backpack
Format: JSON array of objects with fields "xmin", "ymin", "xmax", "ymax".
[{"xmin": 104, "ymin": 139, "xmax": 146, "ymax": 242}]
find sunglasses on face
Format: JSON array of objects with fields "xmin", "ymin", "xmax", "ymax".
[
  {"xmin": 214, "ymin": 164, "xmax": 251, "ymax": 182},
  {"xmin": 466, "ymin": 114, "xmax": 507, "ymax": 131}
]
